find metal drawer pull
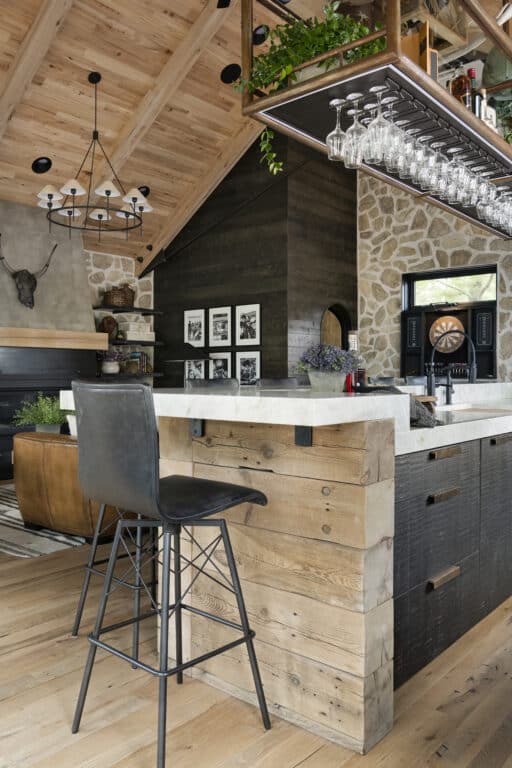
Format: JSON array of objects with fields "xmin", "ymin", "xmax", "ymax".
[
  {"xmin": 426, "ymin": 487, "xmax": 460, "ymax": 505},
  {"xmin": 428, "ymin": 446, "xmax": 462, "ymax": 461},
  {"xmin": 428, "ymin": 565, "xmax": 461, "ymax": 590},
  {"xmin": 490, "ymin": 435, "xmax": 512, "ymax": 446}
]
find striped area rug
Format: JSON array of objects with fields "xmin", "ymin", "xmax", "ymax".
[{"xmin": 0, "ymin": 484, "xmax": 85, "ymax": 558}]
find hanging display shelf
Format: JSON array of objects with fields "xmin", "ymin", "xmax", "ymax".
[{"xmin": 241, "ymin": 0, "xmax": 512, "ymax": 238}]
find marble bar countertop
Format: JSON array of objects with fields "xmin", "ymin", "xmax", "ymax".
[
  {"xmin": 60, "ymin": 386, "xmax": 411, "ymax": 433},
  {"xmin": 60, "ymin": 382, "xmax": 512, "ymax": 457}
]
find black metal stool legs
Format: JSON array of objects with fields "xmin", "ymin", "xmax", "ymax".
[
  {"xmin": 71, "ymin": 503, "xmax": 106, "ymax": 637},
  {"xmin": 72, "ymin": 519, "xmax": 123, "ymax": 734},
  {"xmin": 157, "ymin": 525, "xmax": 172, "ymax": 768},
  {"xmin": 131, "ymin": 518, "xmax": 143, "ymax": 667},
  {"xmin": 219, "ymin": 520, "xmax": 271, "ymax": 731},
  {"xmin": 173, "ymin": 525, "xmax": 183, "ymax": 685}
]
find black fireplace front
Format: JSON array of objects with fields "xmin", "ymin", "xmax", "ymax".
[{"xmin": 0, "ymin": 346, "xmax": 97, "ymax": 479}]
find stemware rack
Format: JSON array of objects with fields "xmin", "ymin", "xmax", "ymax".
[{"xmin": 241, "ymin": 0, "xmax": 512, "ymax": 237}]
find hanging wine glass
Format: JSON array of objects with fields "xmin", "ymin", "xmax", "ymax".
[
  {"xmin": 326, "ymin": 99, "xmax": 346, "ymax": 162},
  {"xmin": 362, "ymin": 86, "xmax": 390, "ymax": 166},
  {"xmin": 343, "ymin": 93, "xmax": 367, "ymax": 170}
]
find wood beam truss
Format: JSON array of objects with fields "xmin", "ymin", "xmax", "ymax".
[{"xmin": 0, "ymin": 0, "xmax": 73, "ymax": 141}]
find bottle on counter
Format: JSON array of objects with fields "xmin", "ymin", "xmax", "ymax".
[
  {"xmin": 468, "ymin": 68, "xmax": 483, "ymax": 117},
  {"xmin": 482, "ymin": 91, "xmax": 498, "ymax": 132},
  {"xmin": 451, "ymin": 65, "xmax": 471, "ymax": 109}
]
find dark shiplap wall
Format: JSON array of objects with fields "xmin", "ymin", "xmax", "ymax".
[
  {"xmin": 153, "ymin": 137, "xmax": 357, "ymax": 385},
  {"xmin": 287, "ymin": 143, "xmax": 357, "ymax": 370}
]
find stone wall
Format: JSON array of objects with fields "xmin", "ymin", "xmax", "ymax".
[
  {"xmin": 358, "ymin": 173, "xmax": 512, "ymax": 380},
  {"xmin": 85, "ymin": 251, "xmax": 153, "ymax": 310}
]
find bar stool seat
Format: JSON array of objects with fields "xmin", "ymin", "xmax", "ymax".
[
  {"xmin": 158, "ymin": 474, "xmax": 266, "ymax": 521},
  {"xmin": 70, "ymin": 380, "xmax": 271, "ymax": 768}
]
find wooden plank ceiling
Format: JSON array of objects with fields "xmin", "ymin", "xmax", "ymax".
[{"xmin": 0, "ymin": 0, "xmax": 323, "ymax": 273}]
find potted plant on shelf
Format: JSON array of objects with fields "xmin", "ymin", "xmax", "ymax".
[
  {"xmin": 100, "ymin": 348, "xmax": 125, "ymax": 375},
  {"xmin": 13, "ymin": 392, "xmax": 68, "ymax": 434},
  {"xmin": 236, "ymin": 1, "xmax": 386, "ymax": 173},
  {"xmin": 297, "ymin": 343, "xmax": 359, "ymax": 393}
]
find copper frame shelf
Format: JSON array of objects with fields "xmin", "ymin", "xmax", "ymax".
[{"xmin": 241, "ymin": 0, "xmax": 512, "ymax": 238}]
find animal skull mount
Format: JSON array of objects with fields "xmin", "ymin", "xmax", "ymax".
[{"xmin": 0, "ymin": 234, "xmax": 58, "ymax": 309}]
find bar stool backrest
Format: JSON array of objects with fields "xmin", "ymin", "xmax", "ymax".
[{"xmin": 72, "ymin": 380, "xmax": 160, "ymax": 518}]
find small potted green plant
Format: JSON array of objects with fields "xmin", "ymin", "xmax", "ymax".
[
  {"xmin": 13, "ymin": 392, "xmax": 67, "ymax": 434},
  {"xmin": 297, "ymin": 343, "xmax": 359, "ymax": 392}
]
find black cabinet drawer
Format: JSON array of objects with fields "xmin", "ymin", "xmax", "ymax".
[
  {"xmin": 0, "ymin": 449, "xmax": 13, "ymax": 481},
  {"xmin": 394, "ymin": 551, "xmax": 480, "ymax": 689},
  {"xmin": 480, "ymin": 433, "xmax": 512, "ymax": 616},
  {"xmin": 396, "ymin": 440, "xmax": 480, "ymax": 504},
  {"xmin": 394, "ymin": 441, "xmax": 480, "ymax": 597}
]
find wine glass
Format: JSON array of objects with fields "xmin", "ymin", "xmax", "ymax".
[
  {"xmin": 343, "ymin": 93, "xmax": 367, "ymax": 170},
  {"xmin": 326, "ymin": 99, "xmax": 346, "ymax": 161}
]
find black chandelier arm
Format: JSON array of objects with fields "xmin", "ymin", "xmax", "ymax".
[
  {"xmin": 60, "ymin": 137, "xmax": 95, "ymax": 209},
  {"xmin": 96, "ymin": 137, "xmax": 127, "ymax": 196},
  {"xmin": 46, "ymin": 205, "xmax": 143, "ymax": 232},
  {"xmin": 85, "ymin": 138, "xmax": 97, "ymax": 214}
]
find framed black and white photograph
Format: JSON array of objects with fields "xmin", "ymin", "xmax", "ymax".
[
  {"xmin": 208, "ymin": 306, "xmax": 231, "ymax": 347},
  {"xmin": 236, "ymin": 351, "xmax": 260, "ymax": 385},
  {"xmin": 184, "ymin": 308, "xmax": 205, "ymax": 348},
  {"xmin": 235, "ymin": 303, "xmax": 260, "ymax": 346},
  {"xmin": 184, "ymin": 359, "xmax": 205, "ymax": 382},
  {"xmin": 209, "ymin": 352, "xmax": 232, "ymax": 380}
]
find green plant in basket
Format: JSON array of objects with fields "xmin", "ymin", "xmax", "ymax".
[{"xmin": 13, "ymin": 392, "xmax": 68, "ymax": 427}]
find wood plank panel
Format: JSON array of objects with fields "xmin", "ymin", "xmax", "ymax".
[
  {"xmin": 191, "ymin": 521, "xmax": 393, "ymax": 613},
  {"xmin": 190, "ymin": 420, "xmax": 394, "ymax": 486},
  {"xmin": 189, "ymin": 616, "xmax": 394, "ymax": 751},
  {"xmin": 193, "ymin": 463, "xmax": 394, "ymax": 549},
  {"xmin": 190, "ymin": 576, "xmax": 393, "ymax": 677}
]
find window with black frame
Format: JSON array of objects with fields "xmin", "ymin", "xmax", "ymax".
[{"xmin": 401, "ymin": 265, "xmax": 498, "ymax": 380}]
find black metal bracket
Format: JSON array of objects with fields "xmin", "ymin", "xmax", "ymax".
[
  {"xmin": 189, "ymin": 419, "xmax": 205, "ymax": 438},
  {"xmin": 294, "ymin": 425, "xmax": 312, "ymax": 447}
]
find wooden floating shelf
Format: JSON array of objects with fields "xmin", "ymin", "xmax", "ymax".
[
  {"xmin": 93, "ymin": 305, "xmax": 162, "ymax": 316},
  {"xmin": 98, "ymin": 372, "xmax": 163, "ymax": 379},
  {"xmin": 0, "ymin": 327, "xmax": 108, "ymax": 351}
]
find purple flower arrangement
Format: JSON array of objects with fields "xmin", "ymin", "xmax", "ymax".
[{"xmin": 297, "ymin": 343, "xmax": 359, "ymax": 374}]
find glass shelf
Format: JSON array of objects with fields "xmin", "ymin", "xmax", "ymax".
[{"xmin": 93, "ymin": 305, "xmax": 162, "ymax": 316}]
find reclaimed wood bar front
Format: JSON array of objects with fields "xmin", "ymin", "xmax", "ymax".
[{"xmin": 158, "ymin": 414, "xmax": 395, "ymax": 753}]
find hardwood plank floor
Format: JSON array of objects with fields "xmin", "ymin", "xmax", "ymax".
[{"xmin": 1, "ymin": 545, "xmax": 512, "ymax": 767}]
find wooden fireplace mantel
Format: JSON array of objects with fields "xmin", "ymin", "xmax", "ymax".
[{"xmin": 0, "ymin": 327, "xmax": 108, "ymax": 351}]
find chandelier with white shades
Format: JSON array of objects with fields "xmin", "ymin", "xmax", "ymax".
[{"xmin": 37, "ymin": 72, "xmax": 153, "ymax": 239}]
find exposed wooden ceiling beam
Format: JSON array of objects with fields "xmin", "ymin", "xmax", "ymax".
[
  {"xmin": 107, "ymin": 0, "xmax": 239, "ymax": 174},
  {"xmin": 136, "ymin": 120, "xmax": 261, "ymax": 274},
  {"xmin": 0, "ymin": 0, "xmax": 73, "ymax": 141},
  {"xmin": 459, "ymin": 0, "xmax": 512, "ymax": 62}
]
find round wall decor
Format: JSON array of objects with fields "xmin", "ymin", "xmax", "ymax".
[{"xmin": 429, "ymin": 315, "xmax": 465, "ymax": 353}]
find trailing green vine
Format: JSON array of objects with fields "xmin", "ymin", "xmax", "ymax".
[
  {"xmin": 235, "ymin": 2, "xmax": 385, "ymax": 174},
  {"xmin": 259, "ymin": 127, "xmax": 283, "ymax": 175}
]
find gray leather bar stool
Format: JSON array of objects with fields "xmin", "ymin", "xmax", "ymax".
[{"xmin": 70, "ymin": 381, "xmax": 270, "ymax": 768}]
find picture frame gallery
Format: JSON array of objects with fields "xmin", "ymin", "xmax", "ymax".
[{"xmin": 183, "ymin": 304, "xmax": 261, "ymax": 384}]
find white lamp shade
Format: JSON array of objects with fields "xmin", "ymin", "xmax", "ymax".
[
  {"xmin": 57, "ymin": 207, "xmax": 82, "ymax": 217},
  {"xmin": 60, "ymin": 178, "xmax": 86, "ymax": 196},
  {"xmin": 122, "ymin": 187, "xmax": 145, "ymax": 204},
  {"xmin": 37, "ymin": 184, "xmax": 63, "ymax": 201},
  {"xmin": 89, "ymin": 208, "xmax": 111, "ymax": 221},
  {"xmin": 38, "ymin": 199, "xmax": 59, "ymax": 209},
  {"xmin": 95, "ymin": 179, "xmax": 121, "ymax": 198},
  {"xmin": 115, "ymin": 204, "xmax": 136, "ymax": 219},
  {"xmin": 136, "ymin": 200, "xmax": 153, "ymax": 213}
]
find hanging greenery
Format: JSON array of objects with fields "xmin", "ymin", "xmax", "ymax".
[{"xmin": 235, "ymin": 2, "xmax": 385, "ymax": 173}]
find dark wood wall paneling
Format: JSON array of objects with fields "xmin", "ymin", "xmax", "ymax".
[
  {"xmin": 152, "ymin": 137, "xmax": 357, "ymax": 386},
  {"xmin": 286, "ymin": 142, "xmax": 357, "ymax": 370}
]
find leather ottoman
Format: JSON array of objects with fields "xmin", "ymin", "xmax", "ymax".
[{"xmin": 13, "ymin": 432, "xmax": 118, "ymax": 538}]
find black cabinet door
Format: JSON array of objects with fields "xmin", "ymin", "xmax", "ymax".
[
  {"xmin": 394, "ymin": 552, "xmax": 480, "ymax": 688},
  {"xmin": 480, "ymin": 433, "xmax": 512, "ymax": 616}
]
